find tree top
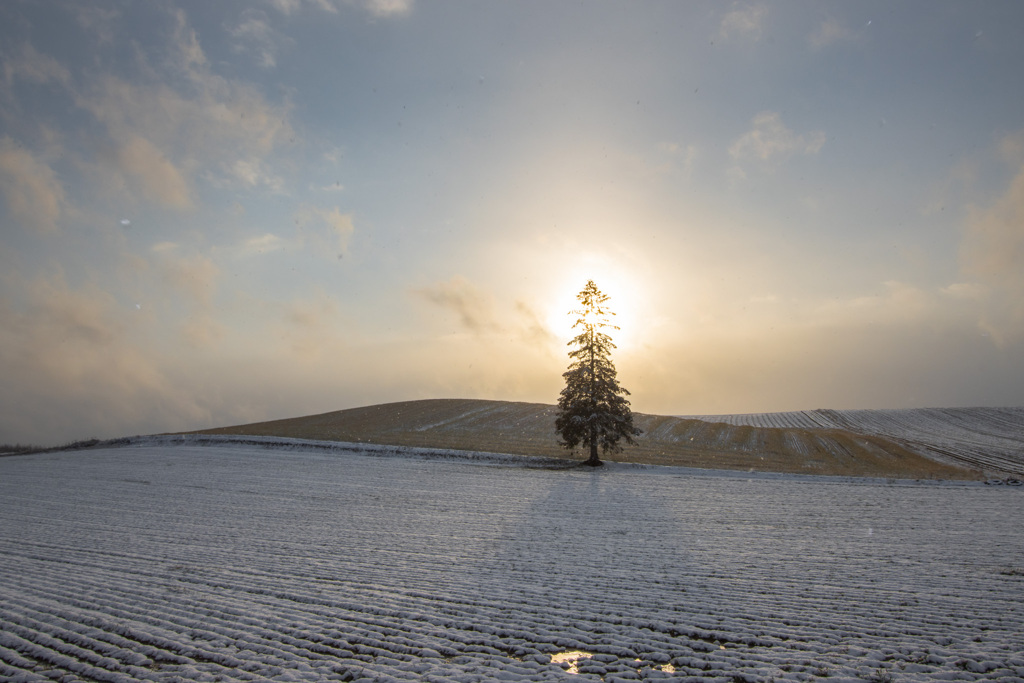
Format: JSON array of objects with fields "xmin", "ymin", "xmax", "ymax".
[{"xmin": 571, "ymin": 280, "xmax": 619, "ymax": 333}]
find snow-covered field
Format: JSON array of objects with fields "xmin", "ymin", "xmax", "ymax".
[
  {"xmin": 2, "ymin": 438, "xmax": 1023, "ymax": 682},
  {"xmin": 687, "ymin": 407, "xmax": 1024, "ymax": 475}
]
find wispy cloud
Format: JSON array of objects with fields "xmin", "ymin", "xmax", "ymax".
[
  {"xmin": 295, "ymin": 205, "xmax": 355, "ymax": 256},
  {"xmin": 267, "ymin": 0, "xmax": 412, "ymax": 17},
  {"xmin": 222, "ymin": 158, "xmax": 286, "ymax": 192},
  {"xmin": 415, "ymin": 275, "xmax": 500, "ymax": 335},
  {"xmin": 72, "ymin": 9, "xmax": 294, "ymax": 203},
  {"xmin": 361, "ymin": 0, "xmax": 414, "ymax": 18},
  {"xmin": 154, "ymin": 248, "xmax": 220, "ymax": 308},
  {"xmin": 809, "ymin": 18, "xmax": 857, "ymax": 50},
  {"xmin": 659, "ymin": 141, "xmax": 698, "ymax": 179},
  {"xmin": 242, "ymin": 233, "xmax": 287, "ymax": 256},
  {"xmin": 1, "ymin": 42, "xmax": 70, "ymax": 88},
  {"xmin": 999, "ymin": 130, "xmax": 1024, "ymax": 165},
  {"xmin": 942, "ymin": 282, "xmax": 988, "ymax": 301},
  {"xmin": 267, "ymin": 0, "xmax": 303, "ymax": 14},
  {"xmin": 0, "ymin": 136, "xmax": 65, "ymax": 233},
  {"xmin": 228, "ymin": 8, "xmax": 289, "ymax": 69},
  {"xmin": 961, "ymin": 158, "xmax": 1024, "ymax": 343},
  {"xmin": 309, "ymin": 0, "xmax": 341, "ymax": 13},
  {"xmin": 145, "ymin": 243, "xmax": 224, "ymax": 347},
  {"xmin": 515, "ymin": 300, "xmax": 555, "ymax": 347},
  {"xmin": 729, "ymin": 111, "xmax": 825, "ymax": 164},
  {"xmin": 718, "ymin": 4, "xmax": 767, "ymax": 41},
  {"xmin": 70, "ymin": 5, "xmax": 120, "ymax": 46},
  {"xmin": 277, "ymin": 290, "xmax": 347, "ymax": 362},
  {"xmin": 923, "ymin": 157, "xmax": 978, "ymax": 216},
  {"xmin": 115, "ymin": 134, "xmax": 193, "ymax": 209},
  {"xmin": 180, "ymin": 314, "xmax": 225, "ymax": 349},
  {"xmin": 0, "ymin": 270, "xmax": 207, "ymax": 443},
  {"xmin": 321, "ymin": 208, "xmax": 355, "ymax": 253},
  {"xmin": 414, "ymin": 277, "xmax": 557, "ymax": 348}
]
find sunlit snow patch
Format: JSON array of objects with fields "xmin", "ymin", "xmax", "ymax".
[
  {"xmin": 550, "ymin": 650, "xmax": 593, "ymax": 674},
  {"xmin": 551, "ymin": 651, "xmax": 677, "ymax": 676},
  {"xmin": 633, "ymin": 659, "xmax": 676, "ymax": 673}
]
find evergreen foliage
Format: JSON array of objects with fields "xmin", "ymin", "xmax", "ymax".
[{"xmin": 555, "ymin": 280, "xmax": 641, "ymax": 466}]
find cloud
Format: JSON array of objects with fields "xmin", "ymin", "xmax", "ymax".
[
  {"xmin": 415, "ymin": 275, "xmax": 500, "ymax": 334},
  {"xmin": 999, "ymin": 130, "xmax": 1024, "ymax": 165},
  {"xmin": 627, "ymin": 314, "xmax": 1001, "ymax": 417},
  {"xmin": 72, "ymin": 10, "xmax": 294, "ymax": 200},
  {"xmin": 809, "ymin": 18, "xmax": 856, "ymax": 50},
  {"xmin": 1, "ymin": 43, "xmax": 71, "ymax": 89},
  {"xmin": 277, "ymin": 291, "xmax": 347, "ymax": 362},
  {"xmin": 155, "ymin": 249, "xmax": 220, "ymax": 308},
  {"xmin": 0, "ymin": 136, "xmax": 65, "ymax": 233},
  {"xmin": 414, "ymin": 279, "xmax": 558, "ymax": 348},
  {"xmin": 180, "ymin": 314, "xmax": 225, "ymax": 349},
  {"xmin": 267, "ymin": 0, "xmax": 304, "ymax": 14},
  {"xmin": 223, "ymin": 158, "xmax": 285, "ymax": 192},
  {"xmin": 151, "ymin": 241, "xmax": 178, "ymax": 253},
  {"xmin": 718, "ymin": 4, "xmax": 767, "ymax": 41},
  {"xmin": 5, "ymin": 8, "xmax": 302, "ymax": 219},
  {"xmin": 71, "ymin": 5, "xmax": 120, "ymax": 46},
  {"xmin": 242, "ymin": 233, "xmax": 286, "ymax": 255},
  {"xmin": 644, "ymin": 142, "xmax": 699, "ymax": 180},
  {"xmin": 146, "ymin": 245, "xmax": 223, "ymax": 347},
  {"xmin": 729, "ymin": 111, "xmax": 825, "ymax": 164},
  {"xmin": 266, "ymin": 0, "xmax": 411, "ymax": 17},
  {"xmin": 623, "ymin": 275, "xmax": 1019, "ymax": 416},
  {"xmin": 295, "ymin": 206, "xmax": 355, "ymax": 255},
  {"xmin": 116, "ymin": 134, "xmax": 193, "ymax": 209},
  {"xmin": 923, "ymin": 157, "xmax": 978, "ymax": 215},
  {"xmin": 171, "ymin": 8, "xmax": 207, "ymax": 71},
  {"xmin": 362, "ymin": 0, "xmax": 414, "ymax": 17},
  {"xmin": 229, "ymin": 8, "xmax": 289, "ymax": 68},
  {"xmin": 308, "ymin": 0, "xmax": 341, "ymax": 13},
  {"xmin": 0, "ymin": 271, "xmax": 207, "ymax": 444},
  {"xmin": 515, "ymin": 300, "xmax": 555, "ymax": 347},
  {"xmin": 961, "ymin": 162, "xmax": 1024, "ymax": 342},
  {"xmin": 827, "ymin": 280, "xmax": 933, "ymax": 325},
  {"xmin": 321, "ymin": 208, "xmax": 355, "ymax": 252},
  {"xmin": 942, "ymin": 282, "xmax": 988, "ymax": 301}
]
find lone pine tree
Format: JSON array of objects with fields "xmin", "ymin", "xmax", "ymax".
[{"xmin": 555, "ymin": 280, "xmax": 641, "ymax": 466}]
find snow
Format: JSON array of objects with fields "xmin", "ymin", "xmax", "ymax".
[
  {"xmin": 2, "ymin": 438, "xmax": 1023, "ymax": 682},
  {"xmin": 684, "ymin": 407, "xmax": 1024, "ymax": 475}
]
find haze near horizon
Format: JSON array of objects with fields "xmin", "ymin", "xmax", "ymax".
[{"xmin": 2, "ymin": 1, "xmax": 1024, "ymax": 445}]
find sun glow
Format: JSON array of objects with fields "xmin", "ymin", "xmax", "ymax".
[{"xmin": 545, "ymin": 256, "xmax": 644, "ymax": 354}]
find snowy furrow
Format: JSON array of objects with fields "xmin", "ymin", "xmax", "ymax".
[
  {"xmin": 686, "ymin": 407, "xmax": 1024, "ymax": 474},
  {"xmin": 411, "ymin": 404, "xmax": 499, "ymax": 432},
  {"xmin": 2, "ymin": 444, "xmax": 1023, "ymax": 682}
]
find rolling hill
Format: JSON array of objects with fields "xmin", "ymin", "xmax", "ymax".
[{"xmin": 193, "ymin": 399, "xmax": 1024, "ymax": 479}]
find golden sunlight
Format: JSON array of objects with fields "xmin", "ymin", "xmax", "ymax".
[{"xmin": 544, "ymin": 255, "xmax": 644, "ymax": 354}]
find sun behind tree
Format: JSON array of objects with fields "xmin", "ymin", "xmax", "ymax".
[{"xmin": 555, "ymin": 280, "xmax": 641, "ymax": 467}]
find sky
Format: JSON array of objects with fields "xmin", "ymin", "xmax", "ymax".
[{"xmin": 2, "ymin": 0, "xmax": 1024, "ymax": 445}]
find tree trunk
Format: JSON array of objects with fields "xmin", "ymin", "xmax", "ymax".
[
  {"xmin": 584, "ymin": 437, "xmax": 602, "ymax": 466},
  {"xmin": 583, "ymin": 328, "xmax": 602, "ymax": 467}
]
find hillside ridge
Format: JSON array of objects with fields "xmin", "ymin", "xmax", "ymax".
[{"xmin": 194, "ymin": 399, "xmax": 1024, "ymax": 478}]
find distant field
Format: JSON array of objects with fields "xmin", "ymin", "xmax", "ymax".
[
  {"xmin": 193, "ymin": 399, "xmax": 1024, "ymax": 479},
  {"xmin": 685, "ymin": 406, "xmax": 1024, "ymax": 475}
]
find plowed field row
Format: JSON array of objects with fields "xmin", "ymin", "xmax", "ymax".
[
  {"xmin": 690, "ymin": 407, "xmax": 1024, "ymax": 475},
  {"xmin": 2, "ymin": 444, "xmax": 1023, "ymax": 682}
]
